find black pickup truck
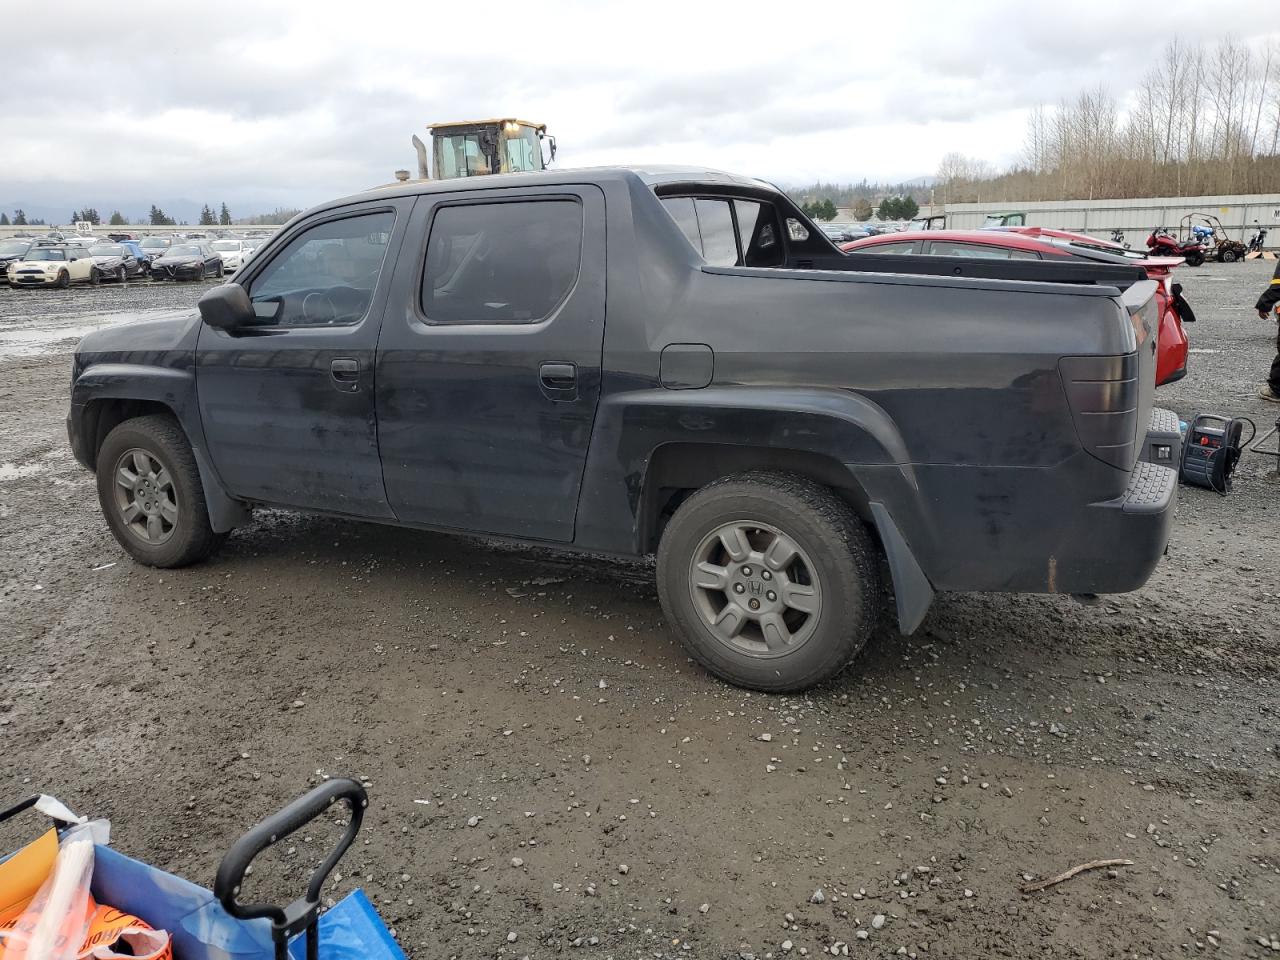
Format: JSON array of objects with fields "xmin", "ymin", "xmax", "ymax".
[{"xmin": 68, "ymin": 167, "xmax": 1179, "ymax": 691}]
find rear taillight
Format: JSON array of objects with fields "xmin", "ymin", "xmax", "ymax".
[{"xmin": 1060, "ymin": 355, "xmax": 1139, "ymax": 469}]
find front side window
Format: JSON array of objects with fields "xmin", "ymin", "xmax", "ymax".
[
  {"xmin": 248, "ymin": 211, "xmax": 395, "ymax": 327},
  {"xmin": 421, "ymin": 199, "xmax": 582, "ymax": 324}
]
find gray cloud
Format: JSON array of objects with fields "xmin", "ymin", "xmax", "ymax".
[{"xmin": 1, "ymin": 0, "xmax": 1277, "ymax": 218}]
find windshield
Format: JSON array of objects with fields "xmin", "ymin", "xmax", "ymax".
[
  {"xmin": 89, "ymin": 244, "xmax": 124, "ymax": 257},
  {"xmin": 140, "ymin": 238, "xmax": 170, "ymax": 249},
  {"xmin": 165, "ymin": 245, "xmax": 201, "ymax": 257},
  {"xmin": 0, "ymin": 240, "xmax": 30, "ymax": 256},
  {"xmin": 26, "ymin": 249, "xmax": 67, "ymax": 261},
  {"xmin": 211, "ymin": 241, "xmax": 240, "ymax": 251},
  {"xmin": 502, "ymin": 124, "xmax": 545, "ymax": 173}
]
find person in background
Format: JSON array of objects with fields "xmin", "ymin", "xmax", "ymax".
[{"xmin": 1257, "ymin": 258, "xmax": 1280, "ymax": 402}]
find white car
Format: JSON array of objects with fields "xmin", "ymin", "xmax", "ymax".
[
  {"xmin": 6, "ymin": 245, "xmax": 96, "ymax": 288},
  {"xmin": 209, "ymin": 239, "xmax": 248, "ymax": 273}
]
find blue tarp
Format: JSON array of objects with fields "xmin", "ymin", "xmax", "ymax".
[{"xmin": 90, "ymin": 845, "xmax": 405, "ymax": 960}]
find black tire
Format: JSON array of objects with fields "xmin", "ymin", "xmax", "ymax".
[
  {"xmin": 656, "ymin": 471, "xmax": 883, "ymax": 692},
  {"xmin": 96, "ymin": 414, "xmax": 227, "ymax": 568},
  {"xmin": 1187, "ymin": 252, "xmax": 1204, "ymax": 267},
  {"xmin": 1219, "ymin": 248, "xmax": 1238, "ymax": 263},
  {"xmin": 56, "ymin": 270, "xmax": 70, "ymax": 289},
  {"xmin": 116, "ymin": 266, "xmax": 126, "ymax": 282},
  {"xmin": 89, "ymin": 268, "xmax": 100, "ymax": 285}
]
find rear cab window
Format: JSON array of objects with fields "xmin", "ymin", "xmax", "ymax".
[{"xmin": 660, "ymin": 195, "xmax": 785, "ymax": 268}]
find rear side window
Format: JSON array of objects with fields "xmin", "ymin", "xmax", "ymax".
[
  {"xmin": 855, "ymin": 241, "xmax": 918, "ymax": 255},
  {"xmin": 421, "ymin": 199, "xmax": 582, "ymax": 324},
  {"xmin": 927, "ymin": 240, "xmax": 1018, "ymax": 259}
]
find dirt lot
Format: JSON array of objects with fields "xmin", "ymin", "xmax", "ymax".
[{"xmin": 1, "ymin": 265, "xmax": 1278, "ymax": 960}]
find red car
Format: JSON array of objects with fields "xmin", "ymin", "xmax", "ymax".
[{"xmin": 841, "ymin": 228, "xmax": 1192, "ymax": 386}]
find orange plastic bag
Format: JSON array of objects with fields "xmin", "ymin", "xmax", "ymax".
[{"xmin": 76, "ymin": 902, "xmax": 171, "ymax": 960}]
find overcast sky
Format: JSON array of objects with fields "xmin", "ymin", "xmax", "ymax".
[{"xmin": 3, "ymin": 1, "xmax": 1278, "ymax": 217}]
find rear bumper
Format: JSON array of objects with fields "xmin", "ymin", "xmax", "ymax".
[
  {"xmin": 1049, "ymin": 460, "xmax": 1177, "ymax": 594},
  {"xmin": 1140, "ymin": 406, "xmax": 1181, "ymax": 466}
]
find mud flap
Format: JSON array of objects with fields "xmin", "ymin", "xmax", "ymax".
[
  {"xmin": 192, "ymin": 445, "xmax": 250, "ymax": 533},
  {"xmin": 868, "ymin": 502, "xmax": 934, "ymax": 635}
]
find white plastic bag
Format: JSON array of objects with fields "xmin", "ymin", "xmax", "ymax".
[{"xmin": 0, "ymin": 820, "xmax": 109, "ymax": 960}]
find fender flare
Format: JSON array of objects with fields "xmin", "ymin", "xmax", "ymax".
[{"xmin": 72, "ymin": 363, "xmax": 249, "ymax": 533}]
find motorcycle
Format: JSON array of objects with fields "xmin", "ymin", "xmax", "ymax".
[
  {"xmin": 1248, "ymin": 227, "xmax": 1268, "ymax": 254},
  {"xmin": 1147, "ymin": 226, "xmax": 1206, "ymax": 267},
  {"xmin": 1109, "ymin": 228, "xmax": 1130, "ymax": 249}
]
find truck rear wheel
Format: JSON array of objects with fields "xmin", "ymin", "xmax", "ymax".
[
  {"xmin": 656, "ymin": 472, "xmax": 882, "ymax": 692},
  {"xmin": 96, "ymin": 414, "xmax": 227, "ymax": 568}
]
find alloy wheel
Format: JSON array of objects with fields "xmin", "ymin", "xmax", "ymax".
[
  {"xmin": 688, "ymin": 520, "xmax": 823, "ymax": 658},
  {"xmin": 112, "ymin": 447, "xmax": 178, "ymax": 544}
]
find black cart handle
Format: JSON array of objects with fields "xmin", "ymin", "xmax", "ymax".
[{"xmin": 214, "ymin": 778, "xmax": 367, "ymax": 930}]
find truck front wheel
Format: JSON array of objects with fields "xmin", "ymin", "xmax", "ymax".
[
  {"xmin": 95, "ymin": 414, "xmax": 227, "ymax": 568},
  {"xmin": 656, "ymin": 472, "xmax": 882, "ymax": 692}
]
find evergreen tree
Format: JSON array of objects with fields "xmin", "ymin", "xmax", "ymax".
[
  {"xmin": 0, "ymin": 213, "xmax": 8, "ymax": 226},
  {"xmin": 109, "ymin": 211, "xmax": 126, "ymax": 226},
  {"xmin": 149, "ymin": 205, "xmax": 173, "ymax": 226},
  {"xmin": 900, "ymin": 196, "xmax": 919, "ymax": 220},
  {"xmin": 853, "ymin": 198, "xmax": 873, "ymax": 221},
  {"xmin": 199, "ymin": 205, "xmax": 216, "ymax": 226},
  {"xmin": 218, "ymin": 202, "xmax": 231, "ymax": 226},
  {"xmin": 13, "ymin": 210, "xmax": 27, "ymax": 225}
]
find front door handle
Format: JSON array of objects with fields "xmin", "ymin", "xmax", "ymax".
[
  {"xmin": 330, "ymin": 357, "xmax": 360, "ymax": 392},
  {"xmin": 539, "ymin": 362, "xmax": 578, "ymax": 399}
]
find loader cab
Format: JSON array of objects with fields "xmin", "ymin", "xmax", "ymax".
[
  {"xmin": 907, "ymin": 214, "xmax": 947, "ymax": 231},
  {"xmin": 429, "ymin": 119, "xmax": 556, "ymax": 180},
  {"xmin": 981, "ymin": 212, "xmax": 1027, "ymax": 228}
]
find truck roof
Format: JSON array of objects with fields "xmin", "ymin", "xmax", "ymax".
[{"xmin": 350, "ymin": 165, "xmax": 777, "ymax": 208}]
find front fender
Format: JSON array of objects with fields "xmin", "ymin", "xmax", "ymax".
[{"xmin": 70, "ymin": 363, "xmax": 248, "ymax": 533}]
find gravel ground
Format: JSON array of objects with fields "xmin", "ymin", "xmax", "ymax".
[{"xmin": 0, "ymin": 265, "xmax": 1277, "ymax": 960}]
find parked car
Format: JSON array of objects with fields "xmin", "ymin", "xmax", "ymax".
[
  {"xmin": 820, "ymin": 223, "xmax": 869, "ymax": 242},
  {"xmin": 842, "ymin": 228, "xmax": 1192, "ymax": 386},
  {"xmin": 138, "ymin": 236, "xmax": 175, "ymax": 260},
  {"xmin": 68, "ymin": 166, "xmax": 1176, "ymax": 692},
  {"xmin": 7, "ymin": 244, "xmax": 97, "ymax": 287},
  {"xmin": 106, "ymin": 232, "xmax": 138, "ymax": 242},
  {"xmin": 88, "ymin": 243, "xmax": 146, "ymax": 281},
  {"xmin": 209, "ymin": 239, "xmax": 249, "ymax": 273},
  {"xmin": 118, "ymin": 239, "xmax": 152, "ymax": 270},
  {"xmin": 148, "ymin": 243, "xmax": 224, "ymax": 280},
  {"xmin": 0, "ymin": 238, "xmax": 33, "ymax": 284}
]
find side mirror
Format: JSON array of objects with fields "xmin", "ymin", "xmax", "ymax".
[{"xmin": 198, "ymin": 282, "xmax": 254, "ymax": 330}]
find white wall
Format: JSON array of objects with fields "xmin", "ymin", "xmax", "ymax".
[{"xmin": 916, "ymin": 193, "xmax": 1280, "ymax": 247}]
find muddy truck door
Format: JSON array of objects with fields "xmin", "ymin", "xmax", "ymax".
[
  {"xmin": 195, "ymin": 201, "xmax": 413, "ymax": 517},
  {"xmin": 375, "ymin": 184, "xmax": 607, "ymax": 541}
]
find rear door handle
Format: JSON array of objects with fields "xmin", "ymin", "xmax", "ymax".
[
  {"xmin": 330, "ymin": 357, "xmax": 360, "ymax": 392},
  {"xmin": 539, "ymin": 361, "xmax": 578, "ymax": 399}
]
